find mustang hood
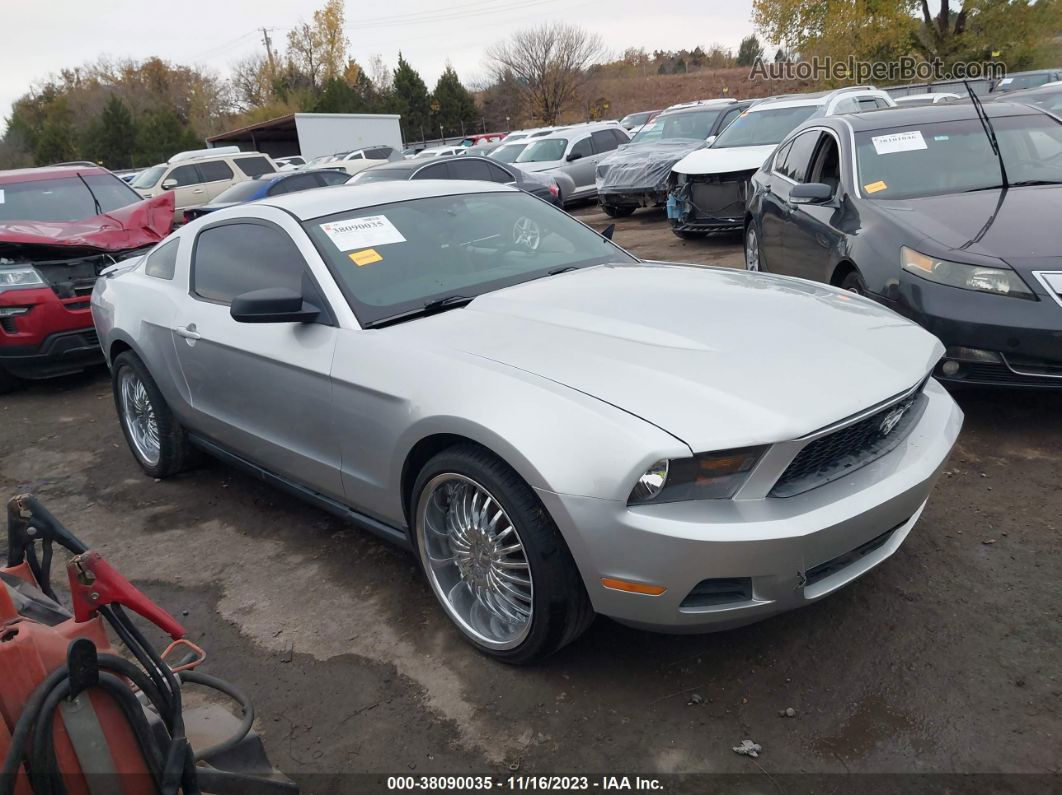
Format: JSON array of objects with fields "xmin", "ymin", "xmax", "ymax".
[
  {"xmin": 597, "ymin": 140, "xmax": 704, "ymax": 190},
  {"xmin": 876, "ymin": 186, "xmax": 1062, "ymax": 272},
  {"xmin": 672, "ymin": 144, "xmax": 776, "ymax": 176},
  {"xmin": 0, "ymin": 193, "xmax": 174, "ymax": 254},
  {"xmin": 409, "ymin": 263, "xmax": 943, "ymax": 452}
]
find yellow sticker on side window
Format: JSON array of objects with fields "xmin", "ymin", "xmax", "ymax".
[
  {"xmin": 349, "ymin": 248, "xmax": 383, "ymax": 267},
  {"xmin": 864, "ymin": 180, "xmax": 888, "ymax": 194}
]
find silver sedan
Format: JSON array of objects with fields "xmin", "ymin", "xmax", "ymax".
[{"xmin": 92, "ymin": 181, "xmax": 963, "ymax": 663}]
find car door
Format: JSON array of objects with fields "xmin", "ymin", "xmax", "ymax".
[
  {"xmin": 163, "ymin": 164, "xmax": 206, "ymax": 222},
  {"xmin": 564, "ymin": 135, "xmax": 597, "ymax": 194},
  {"xmin": 171, "ymin": 217, "xmax": 343, "ymax": 499},
  {"xmin": 196, "ymin": 160, "xmax": 236, "ymax": 202},
  {"xmin": 782, "ymin": 130, "xmax": 847, "ymax": 282},
  {"xmin": 759, "ymin": 131, "xmax": 822, "ymax": 273}
]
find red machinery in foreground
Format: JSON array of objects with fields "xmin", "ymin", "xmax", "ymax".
[{"xmin": 0, "ymin": 495, "xmax": 296, "ymax": 795}]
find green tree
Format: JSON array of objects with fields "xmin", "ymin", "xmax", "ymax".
[
  {"xmin": 91, "ymin": 95, "xmax": 137, "ymax": 169},
  {"xmin": 314, "ymin": 77, "xmax": 366, "ymax": 113},
  {"xmin": 136, "ymin": 109, "xmax": 200, "ymax": 165},
  {"xmin": 431, "ymin": 66, "xmax": 479, "ymax": 136},
  {"xmin": 34, "ymin": 101, "xmax": 76, "ymax": 165},
  {"xmin": 737, "ymin": 35, "xmax": 765, "ymax": 67},
  {"xmin": 392, "ymin": 53, "xmax": 432, "ymax": 140}
]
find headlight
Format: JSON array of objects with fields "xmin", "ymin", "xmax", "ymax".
[
  {"xmin": 628, "ymin": 446, "xmax": 766, "ymax": 505},
  {"xmin": 900, "ymin": 247, "xmax": 1034, "ymax": 299},
  {"xmin": 0, "ymin": 266, "xmax": 45, "ymax": 293}
]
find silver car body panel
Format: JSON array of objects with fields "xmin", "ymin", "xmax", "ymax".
[{"xmin": 92, "ymin": 181, "xmax": 962, "ymax": 631}]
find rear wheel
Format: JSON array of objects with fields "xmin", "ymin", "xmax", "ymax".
[
  {"xmin": 112, "ymin": 352, "xmax": 193, "ymax": 479},
  {"xmin": 602, "ymin": 205, "xmax": 635, "ymax": 218},
  {"xmin": 412, "ymin": 444, "xmax": 594, "ymax": 664}
]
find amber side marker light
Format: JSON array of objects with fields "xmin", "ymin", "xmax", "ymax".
[{"xmin": 601, "ymin": 578, "xmax": 667, "ymax": 596}]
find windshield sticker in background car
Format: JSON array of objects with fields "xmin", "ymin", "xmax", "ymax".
[
  {"xmin": 349, "ymin": 248, "xmax": 383, "ymax": 267},
  {"xmin": 320, "ymin": 216, "xmax": 406, "ymax": 251},
  {"xmin": 0, "ymin": 190, "xmax": 5, "ymax": 204},
  {"xmin": 864, "ymin": 180, "xmax": 888, "ymax": 194},
  {"xmin": 871, "ymin": 131, "xmax": 927, "ymax": 155}
]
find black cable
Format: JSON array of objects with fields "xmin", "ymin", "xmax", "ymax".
[{"xmin": 179, "ymin": 670, "xmax": 255, "ymax": 760}]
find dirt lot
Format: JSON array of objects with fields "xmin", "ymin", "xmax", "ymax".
[{"xmin": 1, "ymin": 206, "xmax": 1059, "ymax": 793}]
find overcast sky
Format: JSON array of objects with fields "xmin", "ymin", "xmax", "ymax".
[{"xmin": 1, "ymin": 0, "xmax": 756, "ymax": 126}]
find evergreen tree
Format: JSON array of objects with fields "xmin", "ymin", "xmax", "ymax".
[
  {"xmin": 736, "ymin": 35, "xmax": 765, "ymax": 67},
  {"xmin": 391, "ymin": 53, "xmax": 432, "ymax": 141},
  {"xmin": 136, "ymin": 109, "xmax": 201, "ymax": 165},
  {"xmin": 93, "ymin": 95, "xmax": 137, "ymax": 169},
  {"xmin": 314, "ymin": 77, "xmax": 366, "ymax": 113},
  {"xmin": 34, "ymin": 103, "xmax": 76, "ymax": 165},
  {"xmin": 431, "ymin": 66, "xmax": 479, "ymax": 136}
]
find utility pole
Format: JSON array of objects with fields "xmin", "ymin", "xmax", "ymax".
[{"xmin": 261, "ymin": 27, "xmax": 276, "ymax": 80}]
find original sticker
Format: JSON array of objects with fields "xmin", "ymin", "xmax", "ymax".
[
  {"xmin": 320, "ymin": 215, "xmax": 405, "ymax": 251},
  {"xmin": 871, "ymin": 130, "xmax": 927, "ymax": 155},
  {"xmin": 864, "ymin": 181, "xmax": 888, "ymax": 194},
  {"xmin": 349, "ymin": 248, "xmax": 383, "ymax": 267},
  {"xmin": 0, "ymin": 189, "xmax": 5, "ymax": 205},
  {"xmin": 998, "ymin": 77, "xmax": 1013, "ymax": 85}
]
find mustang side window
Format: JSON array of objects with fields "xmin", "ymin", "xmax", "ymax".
[
  {"xmin": 192, "ymin": 222, "xmax": 306, "ymax": 304},
  {"xmin": 144, "ymin": 238, "xmax": 179, "ymax": 280}
]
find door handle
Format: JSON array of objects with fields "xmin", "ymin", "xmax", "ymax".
[
  {"xmin": 175, "ymin": 325, "xmax": 201, "ymax": 340},
  {"xmin": 192, "ymin": 188, "xmax": 204, "ymax": 194}
]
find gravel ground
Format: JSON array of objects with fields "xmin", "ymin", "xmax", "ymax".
[{"xmin": 1, "ymin": 203, "xmax": 1058, "ymax": 793}]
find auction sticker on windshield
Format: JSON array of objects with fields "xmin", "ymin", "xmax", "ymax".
[
  {"xmin": 871, "ymin": 131, "xmax": 927, "ymax": 155},
  {"xmin": 320, "ymin": 216, "xmax": 406, "ymax": 251}
]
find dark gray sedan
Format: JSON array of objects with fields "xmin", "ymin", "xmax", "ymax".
[{"xmin": 349, "ymin": 156, "xmax": 567, "ymax": 206}]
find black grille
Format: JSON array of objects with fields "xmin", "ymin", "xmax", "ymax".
[
  {"xmin": 805, "ymin": 523, "xmax": 903, "ymax": 586},
  {"xmin": 955, "ymin": 362, "xmax": 1062, "ymax": 386},
  {"xmin": 0, "ymin": 317, "xmax": 17, "ymax": 334},
  {"xmin": 680, "ymin": 577, "xmax": 753, "ymax": 608},
  {"xmin": 770, "ymin": 391, "xmax": 925, "ymax": 498}
]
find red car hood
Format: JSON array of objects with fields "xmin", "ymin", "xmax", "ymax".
[{"xmin": 0, "ymin": 193, "xmax": 174, "ymax": 253}]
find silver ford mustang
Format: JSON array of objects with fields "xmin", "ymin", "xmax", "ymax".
[{"xmin": 92, "ymin": 181, "xmax": 963, "ymax": 663}]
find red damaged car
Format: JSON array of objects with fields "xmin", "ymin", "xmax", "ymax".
[{"xmin": 0, "ymin": 166, "xmax": 173, "ymax": 392}]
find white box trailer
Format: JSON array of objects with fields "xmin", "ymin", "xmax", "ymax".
[{"xmin": 207, "ymin": 113, "xmax": 403, "ymax": 160}]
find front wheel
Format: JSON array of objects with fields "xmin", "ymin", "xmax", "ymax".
[
  {"xmin": 112, "ymin": 352, "xmax": 193, "ymax": 478},
  {"xmin": 744, "ymin": 223, "xmax": 765, "ymax": 271},
  {"xmin": 840, "ymin": 270, "xmax": 868, "ymax": 295},
  {"xmin": 412, "ymin": 444, "xmax": 594, "ymax": 664},
  {"xmin": 602, "ymin": 204, "xmax": 635, "ymax": 218}
]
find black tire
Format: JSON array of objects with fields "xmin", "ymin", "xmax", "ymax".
[
  {"xmin": 671, "ymin": 227, "xmax": 706, "ymax": 240},
  {"xmin": 840, "ymin": 270, "xmax": 868, "ymax": 295},
  {"xmin": 602, "ymin": 204, "xmax": 635, "ymax": 218},
  {"xmin": 411, "ymin": 443, "xmax": 594, "ymax": 664},
  {"xmin": 111, "ymin": 351, "xmax": 193, "ymax": 479},
  {"xmin": 0, "ymin": 368, "xmax": 22, "ymax": 396},
  {"xmin": 744, "ymin": 221, "xmax": 766, "ymax": 272}
]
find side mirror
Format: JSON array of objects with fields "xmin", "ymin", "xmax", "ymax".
[
  {"xmin": 566, "ymin": 152, "xmax": 583, "ymax": 162},
  {"xmin": 602, "ymin": 223, "xmax": 615, "ymax": 241},
  {"xmin": 161, "ymin": 179, "xmax": 177, "ymax": 190},
  {"xmin": 789, "ymin": 182, "xmax": 834, "ymax": 204},
  {"xmin": 230, "ymin": 287, "xmax": 320, "ymax": 324}
]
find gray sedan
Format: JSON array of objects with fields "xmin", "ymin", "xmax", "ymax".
[{"xmin": 92, "ymin": 181, "xmax": 962, "ymax": 663}]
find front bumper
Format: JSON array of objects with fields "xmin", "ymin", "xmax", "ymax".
[
  {"xmin": 0, "ymin": 286, "xmax": 103, "ymax": 378},
  {"xmin": 0, "ymin": 328, "xmax": 103, "ymax": 379},
  {"xmin": 880, "ymin": 275, "xmax": 1062, "ymax": 388},
  {"xmin": 537, "ymin": 379, "xmax": 962, "ymax": 632},
  {"xmin": 597, "ymin": 187, "xmax": 668, "ymax": 208}
]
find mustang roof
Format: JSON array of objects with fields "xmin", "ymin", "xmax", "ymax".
[{"xmin": 261, "ymin": 179, "xmax": 516, "ymax": 220}]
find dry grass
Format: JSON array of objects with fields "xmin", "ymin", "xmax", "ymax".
[{"xmin": 562, "ymin": 66, "xmax": 816, "ymax": 122}]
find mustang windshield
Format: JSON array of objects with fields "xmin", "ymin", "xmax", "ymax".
[
  {"xmin": 711, "ymin": 106, "xmax": 817, "ymax": 148},
  {"xmin": 633, "ymin": 109, "xmax": 723, "ymax": 143},
  {"xmin": 855, "ymin": 114, "xmax": 1062, "ymax": 199},
  {"xmin": 304, "ymin": 192, "xmax": 636, "ymax": 326}
]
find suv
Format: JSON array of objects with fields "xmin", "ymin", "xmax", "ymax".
[
  {"xmin": 131, "ymin": 150, "xmax": 277, "ymax": 223},
  {"xmin": 316, "ymin": 146, "xmax": 399, "ymax": 175},
  {"xmin": 512, "ymin": 123, "xmax": 631, "ymax": 200},
  {"xmin": 596, "ymin": 100, "xmax": 751, "ymax": 217},
  {"xmin": 667, "ymin": 87, "xmax": 895, "ymax": 236},
  {"xmin": 0, "ymin": 165, "xmax": 173, "ymax": 392}
]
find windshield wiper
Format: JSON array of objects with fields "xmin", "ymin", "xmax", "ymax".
[
  {"xmin": 548, "ymin": 266, "xmax": 579, "ymax": 275},
  {"xmin": 965, "ymin": 80, "xmax": 1009, "ymax": 190},
  {"xmin": 1007, "ymin": 179, "xmax": 1062, "ymax": 187},
  {"xmin": 365, "ymin": 294, "xmax": 475, "ymax": 329}
]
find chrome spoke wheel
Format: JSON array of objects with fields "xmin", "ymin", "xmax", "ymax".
[
  {"xmin": 512, "ymin": 217, "xmax": 541, "ymax": 251},
  {"xmin": 745, "ymin": 225, "xmax": 760, "ymax": 271},
  {"xmin": 119, "ymin": 369, "xmax": 160, "ymax": 466},
  {"xmin": 417, "ymin": 474, "xmax": 533, "ymax": 649}
]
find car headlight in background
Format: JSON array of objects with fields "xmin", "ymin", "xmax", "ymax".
[
  {"xmin": 628, "ymin": 446, "xmax": 766, "ymax": 505},
  {"xmin": 900, "ymin": 247, "xmax": 1034, "ymax": 299},
  {"xmin": 0, "ymin": 266, "xmax": 45, "ymax": 294}
]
